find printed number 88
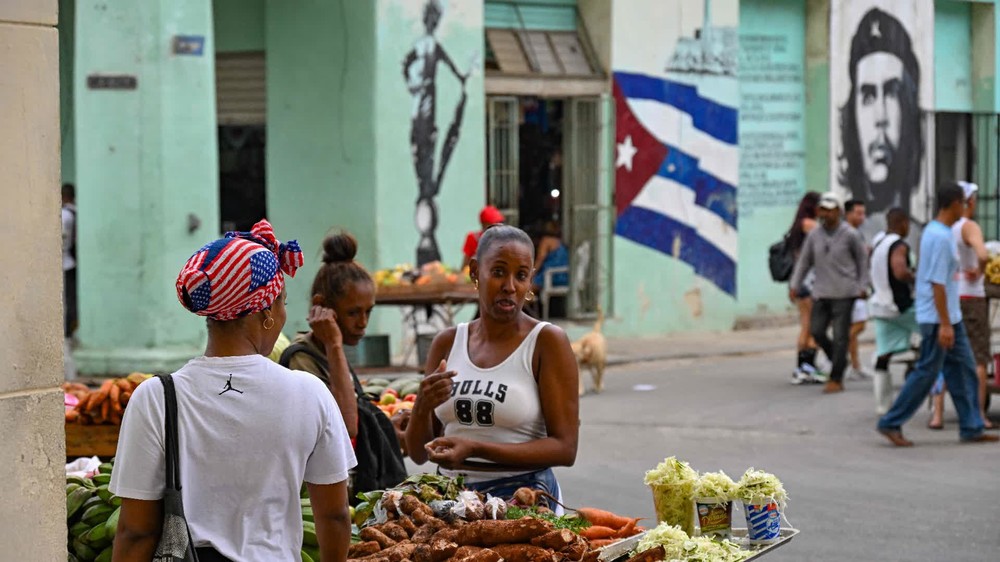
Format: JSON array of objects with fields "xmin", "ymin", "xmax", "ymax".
[{"xmin": 455, "ymin": 398, "xmax": 494, "ymax": 426}]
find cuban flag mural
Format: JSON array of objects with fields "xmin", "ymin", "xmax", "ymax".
[{"xmin": 613, "ymin": 0, "xmax": 739, "ymax": 297}]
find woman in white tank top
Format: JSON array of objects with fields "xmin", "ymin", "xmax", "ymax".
[{"xmin": 405, "ymin": 225, "xmax": 580, "ymax": 509}]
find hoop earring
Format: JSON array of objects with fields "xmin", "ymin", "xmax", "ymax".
[
  {"xmin": 525, "ymin": 291, "xmax": 535, "ymax": 302},
  {"xmin": 263, "ymin": 316, "xmax": 275, "ymax": 330}
]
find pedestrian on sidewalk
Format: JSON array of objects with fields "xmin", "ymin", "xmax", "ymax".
[
  {"xmin": 928, "ymin": 181, "xmax": 995, "ymax": 430},
  {"xmin": 868, "ymin": 208, "xmax": 918, "ymax": 414},
  {"xmin": 786, "ymin": 191, "xmax": 824, "ymax": 383},
  {"xmin": 61, "ymin": 183, "xmax": 78, "ymax": 380},
  {"xmin": 877, "ymin": 183, "xmax": 999, "ymax": 446},
  {"xmin": 789, "ymin": 192, "xmax": 870, "ymax": 393},
  {"xmin": 845, "ymin": 199, "xmax": 873, "ymax": 381}
]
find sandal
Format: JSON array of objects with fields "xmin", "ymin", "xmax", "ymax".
[{"xmin": 927, "ymin": 420, "xmax": 944, "ymax": 430}]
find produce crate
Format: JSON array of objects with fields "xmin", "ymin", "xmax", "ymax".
[
  {"xmin": 65, "ymin": 423, "xmax": 119, "ymax": 458},
  {"xmin": 986, "ymin": 281, "xmax": 1000, "ymax": 300},
  {"xmin": 597, "ymin": 528, "xmax": 799, "ymax": 562}
]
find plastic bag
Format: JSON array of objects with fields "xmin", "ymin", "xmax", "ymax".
[
  {"xmin": 484, "ymin": 495, "xmax": 507, "ymax": 520},
  {"xmin": 451, "ymin": 490, "xmax": 486, "ymax": 521}
]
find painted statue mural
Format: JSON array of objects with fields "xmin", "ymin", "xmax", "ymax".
[
  {"xmin": 831, "ymin": 1, "xmax": 933, "ymax": 238},
  {"xmin": 614, "ymin": 0, "xmax": 740, "ymax": 296},
  {"xmin": 403, "ymin": 0, "xmax": 475, "ymax": 266}
]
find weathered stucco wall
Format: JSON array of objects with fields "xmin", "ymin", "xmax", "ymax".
[{"xmin": 0, "ymin": 0, "xmax": 67, "ymax": 558}]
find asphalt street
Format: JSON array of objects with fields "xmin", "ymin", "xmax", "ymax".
[{"xmin": 554, "ymin": 349, "xmax": 1000, "ymax": 562}]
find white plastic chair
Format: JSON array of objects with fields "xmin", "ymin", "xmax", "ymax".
[{"xmin": 541, "ymin": 241, "xmax": 591, "ymax": 319}]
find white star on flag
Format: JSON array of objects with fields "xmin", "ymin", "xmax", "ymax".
[{"xmin": 616, "ymin": 135, "xmax": 638, "ymax": 172}]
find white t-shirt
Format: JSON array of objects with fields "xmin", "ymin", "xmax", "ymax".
[
  {"xmin": 435, "ymin": 322, "xmax": 549, "ymax": 483},
  {"xmin": 110, "ymin": 354, "xmax": 357, "ymax": 561}
]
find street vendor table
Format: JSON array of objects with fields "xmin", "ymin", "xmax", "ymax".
[
  {"xmin": 375, "ymin": 282, "xmax": 478, "ymax": 367},
  {"xmin": 65, "ymin": 423, "xmax": 119, "ymax": 458}
]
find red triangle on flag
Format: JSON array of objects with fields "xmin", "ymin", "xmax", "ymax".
[{"xmin": 614, "ymin": 80, "xmax": 668, "ymax": 216}]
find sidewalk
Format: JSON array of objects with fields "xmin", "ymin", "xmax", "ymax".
[{"xmin": 605, "ymin": 324, "xmax": 878, "ymax": 366}]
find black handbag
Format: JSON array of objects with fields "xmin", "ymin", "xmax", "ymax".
[
  {"xmin": 280, "ymin": 343, "xmax": 408, "ymax": 500},
  {"xmin": 768, "ymin": 234, "xmax": 795, "ymax": 282},
  {"xmin": 153, "ymin": 375, "xmax": 200, "ymax": 562}
]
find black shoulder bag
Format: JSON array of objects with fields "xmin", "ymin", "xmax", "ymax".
[
  {"xmin": 279, "ymin": 343, "xmax": 408, "ymax": 501},
  {"xmin": 153, "ymin": 375, "xmax": 200, "ymax": 562}
]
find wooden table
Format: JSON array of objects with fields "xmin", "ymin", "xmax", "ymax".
[
  {"xmin": 375, "ymin": 282, "xmax": 479, "ymax": 366},
  {"xmin": 66, "ymin": 423, "xmax": 120, "ymax": 458}
]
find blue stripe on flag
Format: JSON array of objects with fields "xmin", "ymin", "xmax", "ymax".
[
  {"xmin": 613, "ymin": 71, "xmax": 738, "ymax": 145},
  {"xmin": 658, "ymin": 144, "xmax": 737, "ymax": 227},
  {"xmin": 615, "ymin": 206, "xmax": 736, "ymax": 296}
]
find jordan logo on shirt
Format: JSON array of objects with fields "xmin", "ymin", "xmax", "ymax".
[{"xmin": 218, "ymin": 374, "xmax": 243, "ymax": 396}]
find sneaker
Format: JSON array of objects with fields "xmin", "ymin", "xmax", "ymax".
[
  {"xmin": 848, "ymin": 368, "xmax": 873, "ymax": 381},
  {"xmin": 790, "ymin": 369, "xmax": 812, "ymax": 385},
  {"xmin": 800, "ymin": 364, "xmax": 828, "ymax": 384}
]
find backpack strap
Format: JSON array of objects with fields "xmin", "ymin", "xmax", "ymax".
[{"xmin": 279, "ymin": 341, "xmax": 365, "ymax": 396}]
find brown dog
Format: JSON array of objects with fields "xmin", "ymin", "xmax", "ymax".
[{"xmin": 571, "ymin": 308, "xmax": 606, "ymax": 395}]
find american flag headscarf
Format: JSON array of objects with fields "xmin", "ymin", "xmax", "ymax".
[{"xmin": 176, "ymin": 219, "xmax": 304, "ymax": 321}]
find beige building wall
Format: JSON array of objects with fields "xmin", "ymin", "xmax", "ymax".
[{"xmin": 0, "ymin": 0, "xmax": 67, "ymax": 559}]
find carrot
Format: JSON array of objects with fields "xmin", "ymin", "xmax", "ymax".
[
  {"xmin": 577, "ymin": 526, "xmax": 617, "ymax": 540},
  {"xmin": 614, "ymin": 518, "xmax": 641, "ymax": 538},
  {"xmin": 100, "ymin": 397, "xmax": 111, "ymax": 423},
  {"xmin": 587, "ymin": 539, "xmax": 617, "ymax": 549},
  {"xmin": 110, "ymin": 384, "xmax": 122, "ymax": 413},
  {"xmin": 120, "ymin": 391, "xmax": 131, "ymax": 406},
  {"xmin": 88, "ymin": 379, "xmax": 114, "ymax": 412},
  {"xmin": 575, "ymin": 508, "xmax": 635, "ymax": 530},
  {"xmin": 115, "ymin": 378, "xmax": 132, "ymax": 393}
]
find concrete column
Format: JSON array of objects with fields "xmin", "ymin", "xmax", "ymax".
[
  {"xmin": 0, "ymin": 1, "xmax": 66, "ymax": 558},
  {"xmin": 74, "ymin": 0, "xmax": 219, "ymax": 374}
]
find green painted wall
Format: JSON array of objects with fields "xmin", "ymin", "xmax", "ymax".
[
  {"xmin": 368, "ymin": 0, "xmax": 486, "ymax": 348},
  {"xmin": 608, "ymin": 0, "xmax": 741, "ymax": 337},
  {"xmin": 804, "ymin": 0, "xmax": 829, "ymax": 195},
  {"xmin": 935, "ymin": 0, "xmax": 973, "ymax": 113},
  {"xmin": 971, "ymin": 2, "xmax": 998, "ymax": 112},
  {"xmin": 59, "ymin": 0, "xmax": 74, "ymax": 185},
  {"xmin": 265, "ymin": 0, "xmax": 380, "ymax": 336},
  {"xmin": 214, "ymin": 0, "xmax": 265, "ymax": 53},
  {"xmin": 737, "ymin": 0, "xmax": 806, "ymax": 318},
  {"xmin": 74, "ymin": 0, "xmax": 219, "ymax": 374}
]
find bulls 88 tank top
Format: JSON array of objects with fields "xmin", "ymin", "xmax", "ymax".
[{"xmin": 434, "ymin": 321, "xmax": 549, "ymax": 483}]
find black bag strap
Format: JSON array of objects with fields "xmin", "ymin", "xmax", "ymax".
[
  {"xmin": 280, "ymin": 342, "xmax": 366, "ymax": 397},
  {"xmin": 158, "ymin": 374, "xmax": 182, "ymax": 492}
]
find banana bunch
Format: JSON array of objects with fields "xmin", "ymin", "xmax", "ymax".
[
  {"xmin": 66, "ymin": 462, "xmax": 119, "ymax": 562},
  {"xmin": 986, "ymin": 255, "xmax": 1000, "ymax": 286},
  {"xmin": 300, "ymin": 483, "xmax": 322, "ymax": 562},
  {"xmin": 298, "ymin": 485, "xmax": 357, "ymax": 562}
]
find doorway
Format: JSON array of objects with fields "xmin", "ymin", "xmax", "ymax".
[
  {"xmin": 218, "ymin": 126, "xmax": 266, "ymax": 233},
  {"xmin": 487, "ymin": 95, "xmax": 608, "ymax": 320}
]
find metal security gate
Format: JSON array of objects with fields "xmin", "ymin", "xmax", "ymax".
[
  {"xmin": 487, "ymin": 96, "xmax": 520, "ymax": 226},
  {"xmin": 215, "ymin": 52, "xmax": 266, "ymax": 126},
  {"xmin": 973, "ymin": 114, "xmax": 1000, "ymax": 240},
  {"xmin": 563, "ymin": 96, "xmax": 612, "ymax": 318}
]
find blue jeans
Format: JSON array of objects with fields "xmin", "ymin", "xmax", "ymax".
[
  {"xmin": 464, "ymin": 468, "xmax": 562, "ymax": 512},
  {"xmin": 878, "ymin": 322, "xmax": 985, "ymax": 440}
]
